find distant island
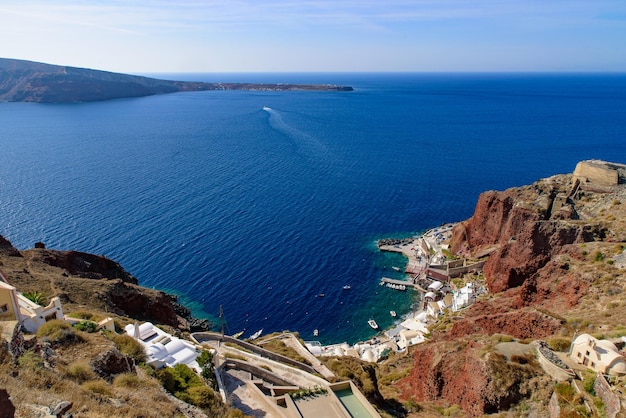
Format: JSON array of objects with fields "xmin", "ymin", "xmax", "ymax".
[{"xmin": 0, "ymin": 57, "xmax": 353, "ymax": 103}]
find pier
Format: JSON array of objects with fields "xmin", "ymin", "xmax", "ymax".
[{"xmin": 380, "ymin": 277, "xmax": 426, "ymax": 292}]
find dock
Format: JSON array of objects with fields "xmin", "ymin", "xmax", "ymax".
[{"xmin": 380, "ymin": 277, "xmax": 426, "ymax": 292}]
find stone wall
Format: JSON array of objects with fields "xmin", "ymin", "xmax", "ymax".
[
  {"xmin": 549, "ymin": 391, "xmax": 560, "ymax": 418},
  {"xmin": 594, "ymin": 373, "xmax": 620, "ymax": 418}
]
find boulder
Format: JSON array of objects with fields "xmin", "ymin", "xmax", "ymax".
[
  {"xmin": 91, "ymin": 348, "xmax": 135, "ymax": 381},
  {"xmin": 0, "ymin": 389, "xmax": 15, "ymax": 418}
]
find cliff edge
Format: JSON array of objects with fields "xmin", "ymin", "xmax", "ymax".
[
  {"xmin": 0, "ymin": 238, "xmax": 209, "ymax": 331},
  {"xmin": 398, "ymin": 160, "xmax": 626, "ymax": 416}
]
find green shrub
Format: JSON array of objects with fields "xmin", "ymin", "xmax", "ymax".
[
  {"xmin": 197, "ymin": 350, "xmax": 213, "ymax": 368},
  {"xmin": 73, "ymin": 320, "xmax": 98, "ymax": 333},
  {"xmin": 183, "ymin": 385, "xmax": 221, "ymax": 409},
  {"xmin": 22, "ymin": 291, "xmax": 47, "ymax": 306},
  {"xmin": 593, "ymin": 251, "xmax": 605, "ymax": 262},
  {"xmin": 157, "ymin": 363, "xmax": 203, "ymax": 395},
  {"xmin": 37, "ymin": 320, "xmax": 82, "ymax": 344},
  {"xmin": 110, "ymin": 334, "xmax": 146, "ymax": 364},
  {"xmin": 65, "ymin": 361, "xmax": 95, "ymax": 383},
  {"xmin": 18, "ymin": 350, "xmax": 43, "ymax": 369},
  {"xmin": 555, "ymin": 382, "xmax": 576, "ymax": 400},
  {"xmin": 582, "ymin": 372, "xmax": 596, "ymax": 395}
]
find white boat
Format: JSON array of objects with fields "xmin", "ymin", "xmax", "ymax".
[
  {"xmin": 368, "ymin": 319, "xmax": 379, "ymax": 330},
  {"xmin": 343, "ymin": 284, "xmax": 351, "ymax": 290},
  {"xmin": 392, "ymin": 266, "xmax": 401, "ymax": 272},
  {"xmin": 249, "ymin": 329, "xmax": 263, "ymax": 340},
  {"xmin": 262, "ymin": 106, "xmax": 271, "ymax": 111},
  {"xmin": 232, "ymin": 331, "xmax": 244, "ymax": 339},
  {"xmin": 313, "ymin": 329, "xmax": 319, "ymax": 337},
  {"xmin": 390, "ymin": 310, "xmax": 397, "ymax": 317}
]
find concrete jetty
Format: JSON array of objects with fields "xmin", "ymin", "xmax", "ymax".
[{"xmin": 380, "ymin": 277, "xmax": 425, "ymax": 292}]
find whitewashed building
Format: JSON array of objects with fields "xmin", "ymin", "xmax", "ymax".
[
  {"xmin": 124, "ymin": 322, "xmax": 201, "ymax": 372},
  {"xmin": 0, "ymin": 271, "xmax": 64, "ymax": 333},
  {"xmin": 569, "ymin": 334, "xmax": 626, "ymax": 376}
]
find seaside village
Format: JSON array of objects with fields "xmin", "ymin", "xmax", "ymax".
[{"xmin": 2, "ymin": 209, "xmax": 626, "ymax": 416}]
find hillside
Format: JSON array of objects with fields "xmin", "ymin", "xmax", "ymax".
[
  {"xmin": 0, "ymin": 58, "xmax": 352, "ymax": 103},
  {"xmin": 396, "ymin": 160, "xmax": 626, "ymax": 417}
]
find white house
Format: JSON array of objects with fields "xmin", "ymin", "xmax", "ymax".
[
  {"xmin": 124, "ymin": 322, "xmax": 201, "ymax": 372},
  {"xmin": 569, "ymin": 333, "xmax": 626, "ymax": 376},
  {"xmin": 0, "ymin": 271, "xmax": 64, "ymax": 333},
  {"xmin": 452, "ymin": 282, "xmax": 476, "ymax": 311}
]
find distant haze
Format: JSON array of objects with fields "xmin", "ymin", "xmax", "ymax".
[{"xmin": 1, "ymin": 0, "xmax": 626, "ymax": 73}]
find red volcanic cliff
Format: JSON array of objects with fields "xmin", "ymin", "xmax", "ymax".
[
  {"xmin": 398, "ymin": 163, "xmax": 626, "ymax": 416},
  {"xmin": 397, "ymin": 339, "xmax": 547, "ymax": 417},
  {"xmin": 450, "ymin": 175, "xmax": 605, "ymax": 293}
]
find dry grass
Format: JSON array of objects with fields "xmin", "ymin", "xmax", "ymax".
[{"xmin": 259, "ymin": 339, "xmax": 312, "ymax": 365}]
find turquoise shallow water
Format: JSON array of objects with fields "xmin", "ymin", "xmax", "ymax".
[{"xmin": 0, "ymin": 73, "xmax": 625, "ymax": 344}]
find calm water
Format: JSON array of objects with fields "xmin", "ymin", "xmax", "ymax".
[{"xmin": 1, "ymin": 73, "xmax": 625, "ymax": 344}]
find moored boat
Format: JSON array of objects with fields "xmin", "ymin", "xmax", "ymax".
[
  {"xmin": 390, "ymin": 310, "xmax": 397, "ymax": 317},
  {"xmin": 368, "ymin": 319, "xmax": 379, "ymax": 330},
  {"xmin": 249, "ymin": 329, "xmax": 263, "ymax": 340}
]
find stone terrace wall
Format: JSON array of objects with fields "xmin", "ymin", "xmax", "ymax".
[{"xmin": 594, "ymin": 373, "xmax": 620, "ymax": 418}]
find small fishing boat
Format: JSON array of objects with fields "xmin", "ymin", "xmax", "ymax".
[
  {"xmin": 342, "ymin": 284, "xmax": 351, "ymax": 290},
  {"xmin": 313, "ymin": 329, "xmax": 319, "ymax": 337},
  {"xmin": 249, "ymin": 329, "xmax": 263, "ymax": 340},
  {"xmin": 232, "ymin": 331, "xmax": 244, "ymax": 339},
  {"xmin": 317, "ymin": 293, "xmax": 325, "ymax": 297},
  {"xmin": 390, "ymin": 310, "xmax": 397, "ymax": 317},
  {"xmin": 392, "ymin": 266, "xmax": 401, "ymax": 272},
  {"xmin": 368, "ymin": 319, "xmax": 379, "ymax": 330}
]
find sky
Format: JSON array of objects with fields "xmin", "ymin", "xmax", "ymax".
[{"xmin": 1, "ymin": 0, "xmax": 626, "ymax": 73}]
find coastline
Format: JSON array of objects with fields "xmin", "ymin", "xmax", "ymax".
[{"xmin": 303, "ymin": 222, "xmax": 464, "ymax": 363}]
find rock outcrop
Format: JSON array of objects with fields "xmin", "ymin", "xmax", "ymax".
[
  {"xmin": 397, "ymin": 339, "xmax": 548, "ymax": 417},
  {"xmin": 450, "ymin": 174, "xmax": 606, "ymax": 293},
  {"xmin": 573, "ymin": 159, "xmax": 626, "ymax": 188},
  {"xmin": 91, "ymin": 348, "xmax": 136, "ymax": 381},
  {"xmin": 0, "ymin": 235, "xmax": 209, "ymax": 331},
  {"xmin": 29, "ymin": 249, "xmax": 138, "ymax": 283}
]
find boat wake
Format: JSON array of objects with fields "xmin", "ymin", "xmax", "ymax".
[{"xmin": 262, "ymin": 106, "xmax": 327, "ymax": 158}]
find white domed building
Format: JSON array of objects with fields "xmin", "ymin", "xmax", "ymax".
[{"xmin": 569, "ymin": 333, "xmax": 626, "ymax": 376}]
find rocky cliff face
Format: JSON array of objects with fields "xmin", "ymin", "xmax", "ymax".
[
  {"xmin": 0, "ymin": 236, "xmax": 209, "ymax": 331},
  {"xmin": 398, "ymin": 161, "xmax": 626, "ymax": 416},
  {"xmin": 397, "ymin": 339, "xmax": 549, "ymax": 417},
  {"xmin": 450, "ymin": 174, "xmax": 606, "ymax": 293}
]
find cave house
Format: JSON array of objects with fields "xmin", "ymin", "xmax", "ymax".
[{"xmin": 569, "ymin": 333, "xmax": 626, "ymax": 376}]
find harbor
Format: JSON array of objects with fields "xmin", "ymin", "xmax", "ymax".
[{"xmin": 303, "ymin": 223, "xmax": 486, "ymax": 363}]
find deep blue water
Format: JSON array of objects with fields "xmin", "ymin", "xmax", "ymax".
[{"xmin": 1, "ymin": 73, "xmax": 625, "ymax": 344}]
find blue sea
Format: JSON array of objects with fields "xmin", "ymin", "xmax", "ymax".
[{"xmin": 1, "ymin": 73, "xmax": 625, "ymax": 344}]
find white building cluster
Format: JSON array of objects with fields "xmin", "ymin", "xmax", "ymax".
[{"xmin": 124, "ymin": 322, "xmax": 201, "ymax": 372}]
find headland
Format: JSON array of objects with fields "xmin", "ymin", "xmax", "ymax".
[{"xmin": 0, "ymin": 57, "xmax": 353, "ymax": 103}]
